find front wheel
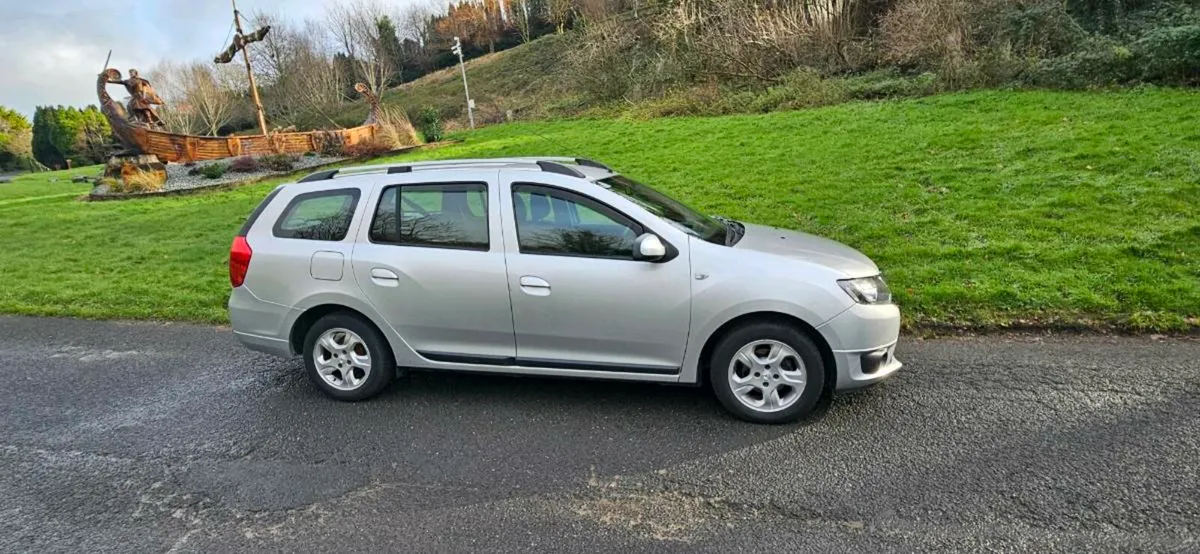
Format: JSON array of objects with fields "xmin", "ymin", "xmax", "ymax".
[
  {"xmin": 709, "ymin": 322, "xmax": 826, "ymax": 424},
  {"xmin": 302, "ymin": 313, "xmax": 395, "ymax": 401}
]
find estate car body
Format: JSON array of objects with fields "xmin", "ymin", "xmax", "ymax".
[{"xmin": 229, "ymin": 158, "xmax": 901, "ymax": 423}]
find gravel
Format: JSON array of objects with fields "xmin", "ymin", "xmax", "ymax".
[{"xmin": 89, "ymin": 155, "xmax": 345, "ymax": 196}]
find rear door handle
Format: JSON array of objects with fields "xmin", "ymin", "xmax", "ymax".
[
  {"xmin": 519, "ymin": 275, "xmax": 551, "ymax": 296},
  {"xmin": 370, "ymin": 268, "xmax": 400, "ymax": 287}
]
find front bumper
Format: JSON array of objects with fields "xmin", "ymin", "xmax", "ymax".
[{"xmin": 817, "ymin": 302, "xmax": 903, "ymax": 390}]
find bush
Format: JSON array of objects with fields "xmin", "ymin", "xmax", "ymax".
[
  {"xmin": 746, "ymin": 69, "xmax": 850, "ymax": 112},
  {"xmin": 96, "ymin": 177, "xmax": 121, "ymax": 192},
  {"xmin": 259, "ymin": 153, "xmax": 298, "ymax": 172},
  {"xmin": 378, "ymin": 106, "xmax": 421, "ymax": 149},
  {"xmin": 228, "ymin": 156, "xmax": 261, "ymax": 173},
  {"xmin": 105, "ymin": 170, "xmax": 164, "ymax": 193},
  {"xmin": 1025, "ymin": 38, "xmax": 1137, "ymax": 87},
  {"xmin": 1134, "ymin": 24, "xmax": 1200, "ymax": 84},
  {"xmin": 343, "ymin": 140, "xmax": 394, "ymax": 159},
  {"xmin": 417, "ymin": 107, "xmax": 444, "ymax": 142},
  {"xmin": 121, "ymin": 170, "xmax": 165, "ymax": 193},
  {"xmin": 198, "ymin": 163, "xmax": 227, "ymax": 180},
  {"xmin": 315, "ymin": 132, "xmax": 345, "ymax": 157},
  {"xmin": 843, "ymin": 70, "xmax": 939, "ymax": 100}
]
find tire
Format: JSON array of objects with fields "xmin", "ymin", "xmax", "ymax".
[
  {"xmin": 708, "ymin": 321, "xmax": 826, "ymax": 424},
  {"xmin": 302, "ymin": 312, "xmax": 395, "ymax": 401}
]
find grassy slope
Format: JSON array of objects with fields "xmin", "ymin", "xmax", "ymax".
[
  {"xmin": 1, "ymin": 90, "xmax": 1197, "ymax": 329},
  {"xmin": 331, "ymin": 34, "xmax": 573, "ymax": 128}
]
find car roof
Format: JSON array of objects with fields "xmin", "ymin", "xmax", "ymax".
[{"xmin": 291, "ymin": 157, "xmax": 617, "ymax": 187}]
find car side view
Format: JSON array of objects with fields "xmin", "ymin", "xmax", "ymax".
[{"xmin": 228, "ymin": 157, "xmax": 901, "ymax": 423}]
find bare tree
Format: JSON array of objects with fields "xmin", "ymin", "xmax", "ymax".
[
  {"xmin": 510, "ymin": 0, "xmax": 534, "ymax": 43},
  {"xmin": 326, "ymin": 0, "xmax": 396, "ymax": 98},
  {"xmin": 144, "ymin": 61, "xmax": 239, "ymax": 135},
  {"xmin": 185, "ymin": 63, "xmax": 238, "ymax": 135},
  {"xmin": 547, "ymin": 0, "xmax": 573, "ymax": 33},
  {"xmin": 145, "ymin": 61, "xmax": 197, "ymax": 134}
]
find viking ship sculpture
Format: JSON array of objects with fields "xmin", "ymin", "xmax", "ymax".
[{"xmin": 97, "ymin": 0, "xmax": 383, "ymax": 163}]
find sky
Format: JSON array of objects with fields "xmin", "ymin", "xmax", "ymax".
[{"xmin": 0, "ymin": 0, "xmax": 435, "ymax": 118}]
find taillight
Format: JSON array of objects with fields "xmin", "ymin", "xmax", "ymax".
[{"xmin": 230, "ymin": 236, "xmax": 253, "ymax": 288}]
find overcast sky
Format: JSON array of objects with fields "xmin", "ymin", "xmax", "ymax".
[{"xmin": 0, "ymin": 0, "xmax": 437, "ymax": 118}]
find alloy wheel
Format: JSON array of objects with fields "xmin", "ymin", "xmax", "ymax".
[
  {"xmin": 313, "ymin": 328, "xmax": 372, "ymax": 391},
  {"xmin": 727, "ymin": 339, "xmax": 807, "ymax": 413}
]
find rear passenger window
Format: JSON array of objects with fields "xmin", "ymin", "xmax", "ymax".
[
  {"xmin": 273, "ymin": 189, "xmax": 360, "ymax": 241},
  {"xmin": 369, "ymin": 183, "xmax": 489, "ymax": 251}
]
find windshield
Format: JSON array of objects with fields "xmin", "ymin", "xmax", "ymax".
[{"xmin": 599, "ymin": 175, "xmax": 728, "ymax": 245}]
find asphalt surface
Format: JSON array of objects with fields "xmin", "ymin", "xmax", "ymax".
[{"xmin": 1, "ymin": 316, "xmax": 1197, "ymax": 553}]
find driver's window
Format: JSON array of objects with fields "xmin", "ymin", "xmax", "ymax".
[{"xmin": 512, "ymin": 184, "xmax": 639, "ymax": 259}]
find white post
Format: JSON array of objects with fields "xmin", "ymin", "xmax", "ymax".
[{"xmin": 453, "ymin": 37, "xmax": 475, "ymax": 130}]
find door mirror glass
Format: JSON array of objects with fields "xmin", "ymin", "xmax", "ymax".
[{"xmin": 633, "ymin": 233, "xmax": 667, "ymax": 262}]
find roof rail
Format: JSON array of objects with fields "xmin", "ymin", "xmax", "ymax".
[
  {"xmin": 537, "ymin": 161, "xmax": 586, "ymax": 178},
  {"xmin": 574, "ymin": 158, "xmax": 611, "ymax": 171},
  {"xmin": 294, "ymin": 157, "xmax": 612, "ymax": 184},
  {"xmin": 297, "ymin": 170, "xmax": 338, "ymax": 183}
]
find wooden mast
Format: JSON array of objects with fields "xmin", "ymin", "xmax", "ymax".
[{"xmin": 231, "ymin": 0, "xmax": 269, "ymax": 137}]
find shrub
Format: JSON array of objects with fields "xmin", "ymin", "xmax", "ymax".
[
  {"xmin": 315, "ymin": 132, "xmax": 345, "ymax": 157},
  {"xmin": 843, "ymin": 70, "xmax": 939, "ymax": 100},
  {"xmin": 417, "ymin": 107, "xmax": 444, "ymax": 142},
  {"xmin": 746, "ymin": 69, "xmax": 850, "ymax": 112},
  {"xmin": 121, "ymin": 169, "xmax": 165, "ymax": 193},
  {"xmin": 259, "ymin": 153, "xmax": 298, "ymax": 172},
  {"xmin": 228, "ymin": 156, "xmax": 261, "ymax": 173},
  {"xmin": 96, "ymin": 177, "xmax": 121, "ymax": 192},
  {"xmin": 198, "ymin": 163, "xmax": 227, "ymax": 179},
  {"xmin": 378, "ymin": 106, "xmax": 421, "ymax": 149},
  {"xmin": 343, "ymin": 140, "xmax": 393, "ymax": 159},
  {"xmin": 1025, "ymin": 38, "xmax": 1137, "ymax": 87},
  {"xmin": 1134, "ymin": 24, "xmax": 1200, "ymax": 84}
]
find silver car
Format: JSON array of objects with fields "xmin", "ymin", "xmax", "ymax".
[{"xmin": 229, "ymin": 158, "xmax": 901, "ymax": 423}]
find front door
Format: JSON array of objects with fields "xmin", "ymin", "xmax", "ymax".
[
  {"xmin": 352, "ymin": 172, "xmax": 515, "ymax": 361},
  {"xmin": 499, "ymin": 177, "xmax": 692, "ymax": 373}
]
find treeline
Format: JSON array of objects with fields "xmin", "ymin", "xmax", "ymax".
[
  {"xmin": 0, "ymin": 107, "xmax": 35, "ymax": 171},
  {"xmin": 0, "ymin": 105, "xmax": 114, "ymax": 171},
  {"xmin": 30, "ymin": 106, "xmax": 113, "ymax": 169}
]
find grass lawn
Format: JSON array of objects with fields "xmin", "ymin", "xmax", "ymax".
[
  {"xmin": 1, "ymin": 90, "xmax": 1197, "ymax": 330},
  {"xmin": 0, "ymin": 166, "xmax": 99, "ymax": 203}
]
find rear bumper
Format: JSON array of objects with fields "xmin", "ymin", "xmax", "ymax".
[
  {"xmin": 233, "ymin": 330, "xmax": 293, "ymax": 358},
  {"xmin": 818, "ymin": 302, "xmax": 903, "ymax": 390},
  {"xmin": 229, "ymin": 287, "xmax": 294, "ymax": 358}
]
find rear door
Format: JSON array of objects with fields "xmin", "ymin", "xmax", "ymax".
[{"xmin": 351, "ymin": 170, "xmax": 516, "ymax": 362}]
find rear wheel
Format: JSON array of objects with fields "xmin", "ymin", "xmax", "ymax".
[
  {"xmin": 302, "ymin": 313, "xmax": 395, "ymax": 401},
  {"xmin": 708, "ymin": 322, "xmax": 825, "ymax": 424}
]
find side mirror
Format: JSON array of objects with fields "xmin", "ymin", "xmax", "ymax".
[{"xmin": 633, "ymin": 233, "xmax": 668, "ymax": 262}]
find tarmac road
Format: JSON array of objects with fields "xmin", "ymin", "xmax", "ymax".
[{"xmin": 0, "ymin": 316, "xmax": 1197, "ymax": 552}]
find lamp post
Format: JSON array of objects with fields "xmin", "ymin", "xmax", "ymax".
[{"xmin": 452, "ymin": 37, "xmax": 476, "ymax": 130}]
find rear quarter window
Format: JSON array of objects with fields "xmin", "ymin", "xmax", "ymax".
[{"xmin": 272, "ymin": 189, "xmax": 361, "ymax": 241}]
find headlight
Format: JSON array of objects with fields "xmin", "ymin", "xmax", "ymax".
[{"xmin": 838, "ymin": 275, "xmax": 892, "ymax": 305}]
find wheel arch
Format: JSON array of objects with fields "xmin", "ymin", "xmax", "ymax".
[
  {"xmin": 289, "ymin": 304, "xmax": 387, "ymax": 357},
  {"xmin": 696, "ymin": 311, "xmax": 837, "ymax": 391}
]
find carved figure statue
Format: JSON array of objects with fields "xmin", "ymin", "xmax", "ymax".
[{"xmin": 111, "ymin": 69, "xmax": 165, "ymax": 128}]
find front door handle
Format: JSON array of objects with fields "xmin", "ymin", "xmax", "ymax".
[
  {"xmin": 519, "ymin": 275, "xmax": 551, "ymax": 297},
  {"xmin": 370, "ymin": 268, "xmax": 400, "ymax": 287}
]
